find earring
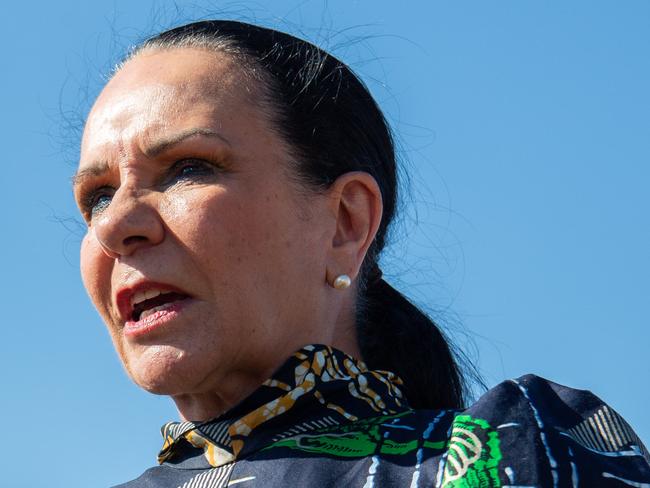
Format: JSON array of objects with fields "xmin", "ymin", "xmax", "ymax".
[{"xmin": 332, "ymin": 274, "xmax": 352, "ymax": 290}]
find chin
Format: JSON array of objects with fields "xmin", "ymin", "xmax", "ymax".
[
  {"xmin": 123, "ymin": 345, "xmax": 198, "ymax": 395},
  {"xmin": 132, "ymin": 369, "xmax": 180, "ymax": 395}
]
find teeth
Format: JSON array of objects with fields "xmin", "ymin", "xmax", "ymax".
[
  {"xmin": 131, "ymin": 289, "xmax": 163, "ymax": 308},
  {"xmin": 145, "ymin": 289, "xmax": 160, "ymax": 300},
  {"xmin": 139, "ymin": 303, "xmax": 172, "ymax": 320},
  {"xmin": 131, "ymin": 288, "xmax": 163, "ymax": 308}
]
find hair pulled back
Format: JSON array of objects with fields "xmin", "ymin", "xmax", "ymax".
[{"xmin": 131, "ymin": 20, "xmax": 467, "ymax": 409}]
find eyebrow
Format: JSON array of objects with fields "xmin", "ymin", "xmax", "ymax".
[
  {"xmin": 72, "ymin": 128, "xmax": 231, "ymax": 188},
  {"xmin": 144, "ymin": 127, "xmax": 230, "ymax": 157},
  {"xmin": 71, "ymin": 161, "xmax": 109, "ymax": 188}
]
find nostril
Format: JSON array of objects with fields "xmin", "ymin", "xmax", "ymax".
[{"xmin": 123, "ymin": 235, "xmax": 149, "ymax": 247}]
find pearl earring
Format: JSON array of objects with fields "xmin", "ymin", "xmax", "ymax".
[{"xmin": 332, "ymin": 274, "xmax": 352, "ymax": 290}]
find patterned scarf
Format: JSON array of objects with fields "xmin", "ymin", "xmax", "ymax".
[{"xmin": 157, "ymin": 344, "xmax": 408, "ymax": 467}]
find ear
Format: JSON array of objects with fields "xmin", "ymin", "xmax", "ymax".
[{"xmin": 325, "ymin": 171, "xmax": 383, "ymax": 285}]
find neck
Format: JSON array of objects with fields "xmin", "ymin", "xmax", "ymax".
[
  {"xmin": 171, "ymin": 367, "xmax": 272, "ymax": 421},
  {"xmin": 172, "ymin": 304, "xmax": 362, "ymax": 422}
]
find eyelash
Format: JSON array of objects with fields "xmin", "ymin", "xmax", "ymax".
[{"xmin": 79, "ymin": 158, "xmax": 218, "ymax": 220}]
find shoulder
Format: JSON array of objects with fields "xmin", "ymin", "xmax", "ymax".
[
  {"xmin": 467, "ymin": 373, "xmax": 646, "ymax": 447},
  {"xmin": 437, "ymin": 374, "xmax": 650, "ymax": 486}
]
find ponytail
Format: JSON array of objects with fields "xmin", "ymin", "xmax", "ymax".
[{"xmin": 357, "ymin": 276, "xmax": 466, "ymax": 410}]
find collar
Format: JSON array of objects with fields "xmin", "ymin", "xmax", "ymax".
[{"xmin": 157, "ymin": 344, "xmax": 408, "ymax": 467}]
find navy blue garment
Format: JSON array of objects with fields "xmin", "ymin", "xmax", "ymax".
[{"xmin": 115, "ymin": 345, "xmax": 650, "ymax": 487}]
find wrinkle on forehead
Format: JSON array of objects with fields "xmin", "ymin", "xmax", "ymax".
[
  {"xmin": 82, "ymin": 84, "xmax": 177, "ymax": 159},
  {"xmin": 80, "ymin": 49, "xmax": 256, "ymax": 166}
]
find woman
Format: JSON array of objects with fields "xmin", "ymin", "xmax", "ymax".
[{"xmin": 74, "ymin": 20, "xmax": 649, "ymax": 487}]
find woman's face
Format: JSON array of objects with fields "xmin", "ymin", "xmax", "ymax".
[{"xmin": 75, "ymin": 48, "xmax": 344, "ymax": 402}]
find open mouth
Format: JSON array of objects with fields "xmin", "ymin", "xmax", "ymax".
[{"xmin": 130, "ymin": 289, "xmax": 189, "ymax": 322}]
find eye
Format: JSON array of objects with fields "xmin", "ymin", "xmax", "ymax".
[
  {"xmin": 170, "ymin": 158, "xmax": 215, "ymax": 183},
  {"xmin": 84, "ymin": 187, "xmax": 115, "ymax": 219}
]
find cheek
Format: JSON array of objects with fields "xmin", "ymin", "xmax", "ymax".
[
  {"xmin": 167, "ymin": 190, "xmax": 270, "ymax": 257},
  {"xmin": 193, "ymin": 193, "xmax": 301, "ymax": 268},
  {"xmin": 80, "ymin": 231, "xmax": 135, "ymax": 373},
  {"xmin": 163, "ymin": 186, "xmax": 324, "ymax": 316},
  {"xmin": 80, "ymin": 230, "xmax": 113, "ymax": 318}
]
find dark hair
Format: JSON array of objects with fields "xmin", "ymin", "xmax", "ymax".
[{"xmin": 130, "ymin": 20, "xmax": 469, "ymax": 409}]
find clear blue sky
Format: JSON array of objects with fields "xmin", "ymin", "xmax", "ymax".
[{"xmin": 1, "ymin": 1, "xmax": 648, "ymax": 486}]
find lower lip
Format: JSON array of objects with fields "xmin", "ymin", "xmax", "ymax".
[{"xmin": 123, "ymin": 299, "xmax": 189, "ymax": 338}]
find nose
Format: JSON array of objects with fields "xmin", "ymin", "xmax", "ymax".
[{"xmin": 92, "ymin": 186, "xmax": 164, "ymax": 259}]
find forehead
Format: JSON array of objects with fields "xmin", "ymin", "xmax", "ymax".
[
  {"xmin": 80, "ymin": 48, "xmax": 256, "ymax": 167},
  {"xmin": 100, "ymin": 47, "xmax": 245, "ymax": 104}
]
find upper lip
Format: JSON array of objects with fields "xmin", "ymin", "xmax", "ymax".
[{"xmin": 115, "ymin": 280, "xmax": 190, "ymax": 322}]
